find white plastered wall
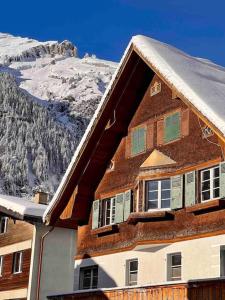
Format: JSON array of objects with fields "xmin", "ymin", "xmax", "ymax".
[
  {"xmin": 74, "ymin": 234, "xmax": 225, "ymax": 289},
  {"xmin": 27, "ymin": 224, "xmax": 76, "ymax": 300}
]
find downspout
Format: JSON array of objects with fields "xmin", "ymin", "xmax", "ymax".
[{"xmin": 36, "ymin": 226, "xmax": 55, "ymax": 300}]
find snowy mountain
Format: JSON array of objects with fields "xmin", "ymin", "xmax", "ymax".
[{"xmin": 0, "ymin": 33, "xmax": 117, "ymax": 197}]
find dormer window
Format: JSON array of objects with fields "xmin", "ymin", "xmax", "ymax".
[{"xmin": 146, "ymin": 179, "xmax": 171, "ymax": 210}]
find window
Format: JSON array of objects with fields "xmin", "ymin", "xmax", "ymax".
[
  {"xmin": 0, "ymin": 256, "xmax": 3, "ymax": 276},
  {"xmin": 131, "ymin": 126, "xmax": 146, "ymax": 156},
  {"xmin": 164, "ymin": 111, "xmax": 181, "ymax": 143},
  {"xmin": 13, "ymin": 251, "xmax": 23, "ymax": 274},
  {"xmin": 103, "ymin": 197, "xmax": 116, "ymax": 226},
  {"xmin": 220, "ymin": 246, "xmax": 225, "ymax": 277},
  {"xmin": 126, "ymin": 259, "xmax": 138, "ymax": 286},
  {"xmin": 79, "ymin": 265, "xmax": 98, "ymax": 290},
  {"xmin": 167, "ymin": 253, "xmax": 182, "ymax": 281},
  {"xmin": 201, "ymin": 166, "xmax": 220, "ymax": 201},
  {"xmin": 146, "ymin": 179, "xmax": 171, "ymax": 210},
  {"xmin": 0, "ymin": 217, "xmax": 8, "ymax": 234}
]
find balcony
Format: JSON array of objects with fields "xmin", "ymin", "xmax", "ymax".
[{"xmin": 47, "ymin": 278, "xmax": 225, "ymax": 299}]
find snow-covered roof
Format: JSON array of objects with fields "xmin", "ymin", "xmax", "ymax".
[
  {"xmin": 44, "ymin": 35, "xmax": 225, "ymax": 223},
  {"xmin": 0, "ymin": 193, "xmax": 46, "ymax": 220}
]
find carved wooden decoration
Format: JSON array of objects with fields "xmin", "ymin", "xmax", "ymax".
[{"xmin": 150, "ymin": 81, "xmax": 161, "ymax": 96}]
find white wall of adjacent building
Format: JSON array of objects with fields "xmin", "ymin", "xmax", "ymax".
[
  {"xmin": 74, "ymin": 233, "xmax": 225, "ymax": 289},
  {"xmin": 27, "ymin": 224, "xmax": 77, "ymax": 300}
]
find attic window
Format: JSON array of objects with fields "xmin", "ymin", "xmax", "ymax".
[
  {"xmin": 150, "ymin": 81, "xmax": 161, "ymax": 96},
  {"xmin": 202, "ymin": 126, "xmax": 214, "ymax": 139}
]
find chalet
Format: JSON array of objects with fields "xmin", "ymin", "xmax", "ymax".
[
  {"xmin": 45, "ymin": 35, "xmax": 225, "ymax": 299},
  {"xmin": 0, "ymin": 192, "xmax": 76, "ymax": 300}
]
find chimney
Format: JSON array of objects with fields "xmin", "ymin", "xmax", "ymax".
[{"xmin": 33, "ymin": 191, "xmax": 48, "ymax": 205}]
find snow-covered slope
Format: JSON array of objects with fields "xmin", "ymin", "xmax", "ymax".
[{"xmin": 0, "ymin": 33, "xmax": 117, "ymax": 197}]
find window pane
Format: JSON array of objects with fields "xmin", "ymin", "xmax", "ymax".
[
  {"xmin": 129, "ymin": 273, "xmax": 137, "ymax": 284},
  {"xmin": 148, "ymin": 181, "xmax": 158, "ymax": 190},
  {"xmin": 172, "ymin": 254, "xmax": 181, "ymax": 266},
  {"xmin": 148, "ymin": 201, "xmax": 158, "ymax": 209},
  {"xmin": 202, "ymin": 180, "xmax": 210, "ymax": 191},
  {"xmin": 202, "ymin": 191, "xmax": 210, "ymax": 201},
  {"xmin": 214, "ymin": 167, "xmax": 219, "ymax": 178},
  {"xmin": 214, "ymin": 188, "xmax": 220, "ymax": 198},
  {"xmin": 130, "ymin": 260, "xmax": 138, "ymax": 272},
  {"xmin": 161, "ymin": 190, "xmax": 171, "ymax": 199},
  {"xmin": 171, "ymin": 266, "xmax": 181, "ymax": 280},
  {"xmin": 161, "ymin": 199, "xmax": 170, "ymax": 208},
  {"xmin": 92, "ymin": 276, "xmax": 98, "ymax": 288},
  {"xmin": 214, "ymin": 178, "xmax": 220, "ymax": 188},
  {"xmin": 161, "ymin": 180, "xmax": 170, "ymax": 190},
  {"xmin": 203, "ymin": 170, "xmax": 210, "ymax": 181},
  {"xmin": 148, "ymin": 191, "xmax": 158, "ymax": 200}
]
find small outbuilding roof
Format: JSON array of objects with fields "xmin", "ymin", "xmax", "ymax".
[
  {"xmin": 43, "ymin": 35, "xmax": 225, "ymax": 225},
  {"xmin": 0, "ymin": 193, "xmax": 46, "ymax": 221}
]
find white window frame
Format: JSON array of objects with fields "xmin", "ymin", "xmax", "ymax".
[
  {"xmin": 126, "ymin": 259, "xmax": 138, "ymax": 286},
  {"xmin": 13, "ymin": 251, "xmax": 23, "ymax": 274},
  {"xmin": 201, "ymin": 165, "xmax": 220, "ymax": 202},
  {"xmin": 167, "ymin": 252, "xmax": 182, "ymax": 281},
  {"xmin": 79, "ymin": 265, "xmax": 98, "ymax": 290},
  {"xmin": 145, "ymin": 179, "xmax": 171, "ymax": 211},
  {"xmin": 0, "ymin": 217, "xmax": 8, "ymax": 234},
  {"xmin": 103, "ymin": 197, "xmax": 115, "ymax": 226},
  {"xmin": 0, "ymin": 256, "xmax": 3, "ymax": 276}
]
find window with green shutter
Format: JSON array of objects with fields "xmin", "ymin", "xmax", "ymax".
[
  {"xmin": 131, "ymin": 126, "xmax": 146, "ymax": 156},
  {"xmin": 164, "ymin": 111, "xmax": 181, "ymax": 143}
]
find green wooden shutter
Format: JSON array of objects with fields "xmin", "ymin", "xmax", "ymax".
[
  {"xmin": 164, "ymin": 112, "xmax": 181, "ymax": 143},
  {"xmin": 131, "ymin": 129, "xmax": 139, "ymax": 156},
  {"xmin": 131, "ymin": 127, "xmax": 146, "ymax": 156},
  {"xmin": 171, "ymin": 175, "xmax": 183, "ymax": 209},
  {"xmin": 115, "ymin": 193, "xmax": 124, "ymax": 223},
  {"xmin": 138, "ymin": 127, "xmax": 146, "ymax": 152},
  {"xmin": 124, "ymin": 190, "xmax": 132, "ymax": 220},
  {"xmin": 92, "ymin": 200, "xmax": 100, "ymax": 229},
  {"xmin": 185, "ymin": 171, "xmax": 196, "ymax": 207},
  {"xmin": 220, "ymin": 162, "xmax": 225, "ymax": 199}
]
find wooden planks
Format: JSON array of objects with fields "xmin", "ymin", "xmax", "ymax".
[{"xmin": 47, "ymin": 279, "xmax": 225, "ymax": 300}]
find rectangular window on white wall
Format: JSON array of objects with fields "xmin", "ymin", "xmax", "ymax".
[
  {"xmin": 167, "ymin": 252, "xmax": 182, "ymax": 281},
  {"xmin": 79, "ymin": 265, "xmax": 98, "ymax": 290},
  {"xmin": 201, "ymin": 166, "xmax": 220, "ymax": 201},
  {"xmin": 126, "ymin": 259, "xmax": 138, "ymax": 286},
  {"xmin": 0, "ymin": 256, "xmax": 3, "ymax": 276},
  {"xmin": 12, "ymin": 251, "xmax": 23, "ymax": 274},
  {"xmin": 0, "ymin": 217, "xmax": 8, "ymax": 234}
]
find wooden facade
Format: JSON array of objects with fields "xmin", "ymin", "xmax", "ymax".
[
  {"xmin": 47, "ymin": 278, "xmax": 225, "ymax": 300},
  {"xmin": 76, "ymin": 75, "xmax": 225, "ymax": 258},
  {"xmin": 0, "ymin": 218, "xmax": 33, "ymax": 296}
]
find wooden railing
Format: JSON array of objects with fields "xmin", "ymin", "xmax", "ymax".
[{"xmin": 47, "ymin": 278, "xmax": 225, "ymax": 299}]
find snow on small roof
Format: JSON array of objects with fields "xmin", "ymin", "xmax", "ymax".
[
  {"xmin": 44, "ymin": 35, "xmax": 225, "ymax": 223},
  {"xmin": 0, "ymin": 194, "xmax": 46, "ymax": 219}
]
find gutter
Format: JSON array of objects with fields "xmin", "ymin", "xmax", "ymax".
[{"xmin": 36, "ymin": 226, "xmax": 55, "ymax": 300}]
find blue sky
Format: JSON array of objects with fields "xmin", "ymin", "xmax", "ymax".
[{"xmin": 1, "ymin": 0, "xmax": 225, "ymax": 65}]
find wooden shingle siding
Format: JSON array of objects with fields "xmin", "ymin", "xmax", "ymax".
[{"xmin": 0, "ymin": 219, "xmax": 33, "ymax": 247}]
